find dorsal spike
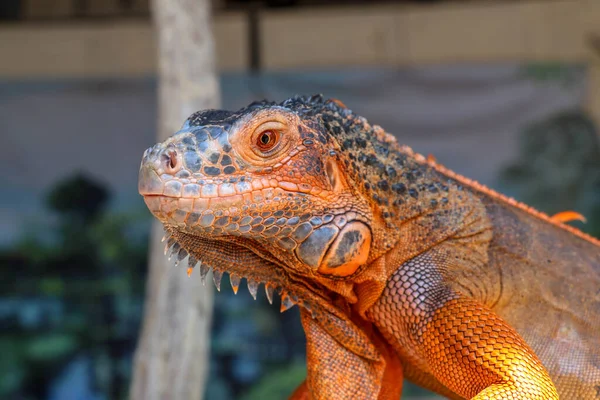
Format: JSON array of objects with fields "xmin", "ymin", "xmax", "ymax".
[
  {"xmin": 551, "ymin": 211, "xmax": 587, "ymax": 224},
  {"xmin": 177, "ymin": 248, "xmax": 188, "ymax": 261},
  {"xmin": 188, "ymin": 255, "xmax": 198, "ymax": 269},
  {"xmin": 213, "ymin": 269, "xmax": 223, "ymax": 291},
  {"xmin": 229, "ymin": 273, "xmax": 241, "ymax": 294},
  {"xmin": 164, "ymin": 237, "xmax": 176, "ymax": 256},
  {"xmin": 302, "ymin": 302, "xmax": 315, "ymax": 319},
  {"xmin": 168, "ymin": 243, "xmax": 181, "ymax": 261},
  {"xmin": 247, "ymin": 279, "xmax": 259, "ymax": 300},
  {"xmin": 199, "ymin": 262, "xmax": 210, "ymax": 285},
  {"xmin": 175, "ymin": 248, "xmax": 187, "ymax": 266},
  {"xmin": 280, "ymin": 291, "xmax": 296, "ymax": 312},
  {"xmin": 265, "ymin": 283, "xmax": 275, "ymax": 305}
]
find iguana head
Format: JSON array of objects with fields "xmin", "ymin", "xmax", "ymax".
[{"xmin": 138, "ymin": 95, "xmax": 405, "ymax": 314}]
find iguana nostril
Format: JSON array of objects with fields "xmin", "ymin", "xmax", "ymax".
[{"xmin": 162, "ymin": 148, "xmax": 181, "ymax": 173}]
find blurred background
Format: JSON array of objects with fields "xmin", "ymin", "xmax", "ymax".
[{"xmin": 1, "ymin": 0, "xmax": 599, "ymax": 399}]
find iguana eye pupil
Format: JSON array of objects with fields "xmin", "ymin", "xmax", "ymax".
[{"xmin": 257, "ymin": 130, "xmax": 278, "ymax": 150}]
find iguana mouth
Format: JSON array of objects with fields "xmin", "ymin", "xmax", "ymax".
[{"xmin": 139, "ymin": 172, "xmax": 302, "ymax": 232}]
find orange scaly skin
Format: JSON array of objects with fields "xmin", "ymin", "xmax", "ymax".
[{"xmin": 138, "ymin": 95, "xmax": 600, "ymax": 399}]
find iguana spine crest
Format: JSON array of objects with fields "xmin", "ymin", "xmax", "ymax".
[{"xmin": 399, "ymin": 144, "xmax": 600, "ymax": 247}]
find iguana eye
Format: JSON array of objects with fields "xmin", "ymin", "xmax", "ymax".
[
  {"xmin": 239, "ymin": 118, "xmax": 293, "ymax": 162},
  {"xmin": 256, "ymin": 130, "xmax": 279, "ymax": 152}
]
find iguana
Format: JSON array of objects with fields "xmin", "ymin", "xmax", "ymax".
[{"xmin": 138, "ymin": 95, "xmax": 600, "ymax": 399}]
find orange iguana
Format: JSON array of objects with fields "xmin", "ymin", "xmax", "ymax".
[{"xmin": 138, "ymin": 95, "xmax": 600, "ymax": 399}]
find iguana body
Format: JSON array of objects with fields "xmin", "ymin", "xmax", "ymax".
[{"xmin": 138, "ymin": 95, "xmax": 600, "ymax": 399}]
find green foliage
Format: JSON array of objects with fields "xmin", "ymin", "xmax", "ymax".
[
  {"xmin": 0, "ymin": 338, "xmax": 27, "ymax": 394},
  {"xmin": 26, "ymin": 335, "xmax": 78, "ymax": 362},
  {"xmin": 39, "ymin": 278, "xmax": 65, "ymax": 296}
]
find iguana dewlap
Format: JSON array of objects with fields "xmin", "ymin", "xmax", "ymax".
[{"xmin": 138, "ymin": 95, "xmax": 600, "ymax": 399}]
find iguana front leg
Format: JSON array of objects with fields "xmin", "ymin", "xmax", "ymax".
[
  {"xmin": 368, "ymin": 252, "xmax": 559, "ymax": 399},
  {"xmin": 290, "ymin": 309, "xmax": 403, "ymax": 400}
]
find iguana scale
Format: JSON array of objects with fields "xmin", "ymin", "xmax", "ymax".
[{"xmin": 138, "ymin": 95, "xmax": 600, "ymax": 399}]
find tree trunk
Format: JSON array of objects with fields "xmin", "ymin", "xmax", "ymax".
[{"xmin": 130, "ymin": 0, "xmax": 219, "ymax": 399}]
